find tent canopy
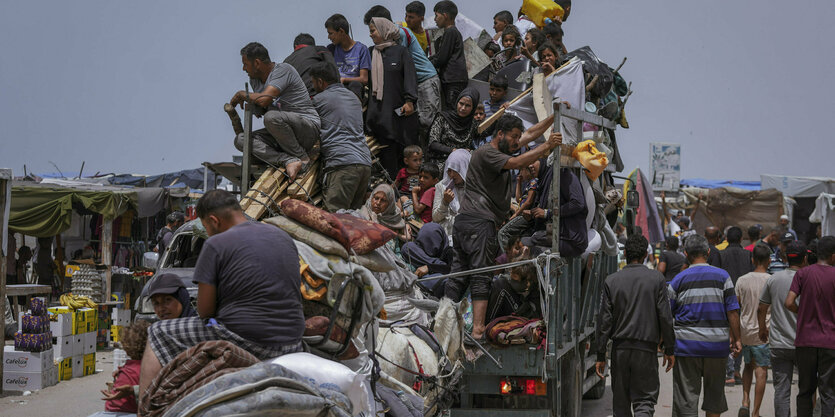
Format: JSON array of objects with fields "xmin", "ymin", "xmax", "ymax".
[
  {"xmin": 684, "ymin": 187, "xmax": 784, "ymax": 234},
  {"xmin": 8, "ymin": 182, "xmax": 171, "ymax": 237},
  {"xmin": 760, "ymin": 174, "xmax": 835, "ymax": 198},
  {"xmin": 680, "ymin": 178, "xmax": 761, "ymax": 191}
]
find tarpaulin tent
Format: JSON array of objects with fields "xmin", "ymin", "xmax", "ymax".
[
  {"xmin": 760, "ymin": 174, "xmax": 835, "ymax": 242},
  {"xmin": 682, "ymin": 187, "xmax": 784, "ymax": 235},
  {"xmin": 680, "ymin": 178, "xmax": 761, "ymax": 191},
  {"xmin": 809, "ymin": 193, "xmax": 835, "ymax": 237},
  {"xmin": 623, "ymin": 168, "xmax": 664, "ymax": 244},
  {"xmin": 760, "ymin": 174, "xmax": 835, "ymax": 198},
  {"xmin": 107, "ymin": 167, "xmax": 217, "ymax": 190},
  {"xmin": 8, "ymin": 182, "xmax": 171, "ymax": 237}
]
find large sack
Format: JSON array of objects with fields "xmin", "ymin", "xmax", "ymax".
[
  {"xmin": 161, "ymin": 361, "xmax": 352, "ymax": 417},
  {"xmin": 263, "ymin": 216, "xmax": 349, "ymax": 259},
  {"xmin": 271, "ymin": 352, "xmax": 370, "ymax": 415}
]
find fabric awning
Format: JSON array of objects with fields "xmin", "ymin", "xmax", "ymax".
[{"xmin": 8, "ymin": 184, "xmax": 137, "ymax": 237}]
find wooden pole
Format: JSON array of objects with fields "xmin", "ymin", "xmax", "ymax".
[
  {"xmin": 1, "ymin": 169, "xmax": 11, "ymax": 395},
  {"xmin": 102, "ymin": 220, "xmax": 113, "ymax": 303}
]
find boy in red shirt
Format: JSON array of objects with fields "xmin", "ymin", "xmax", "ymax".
[
  {"xmin": 100, "ymin": 320, "xmax": 151, "ymax": 414},
  {"xmin": 412, "ymin": 163, "xmax": 441, "ymax": 223},
  {"xmin": 394, "ymin": 145, "xmax": 423, "ymax": 194}
]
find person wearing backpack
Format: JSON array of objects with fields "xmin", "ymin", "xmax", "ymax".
[{"xmin": 155, "ymin": 212, "xmax": 184, "ymax": 255}]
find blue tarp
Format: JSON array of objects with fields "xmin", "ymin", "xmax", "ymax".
[
  {"xmin": 680, "ymin": 178, "xmax": 761, "ymax": 191},
  {"xmin": 107, "ymin": 168, "xmax": 217, "ymax": 189}
]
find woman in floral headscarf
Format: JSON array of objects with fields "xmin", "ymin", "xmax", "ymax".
[
  {"xmin": 361, "ymin": 183, "xmax": 410, "ymax": 243},
  {"xmin": 365, "ymin": 17, "xmax": 419, "ymax": 180}
]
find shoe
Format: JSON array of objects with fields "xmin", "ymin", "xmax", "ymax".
[
  {"xmin": 464, "ymin": 334, "xmax": 486, "ymax": 347},
  {"xmin": 738, "ymin": 406, "xmax": 749, "ymax": 417}
]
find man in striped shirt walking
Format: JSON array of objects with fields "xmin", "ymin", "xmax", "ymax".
[{"xmin": 668, "ymin": 234, "xmax": 743, "ymax": 417}]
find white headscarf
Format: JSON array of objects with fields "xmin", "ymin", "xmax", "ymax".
[{"xmin": 441, "ymin": 149, "xmax": 471, "ymax": 213}]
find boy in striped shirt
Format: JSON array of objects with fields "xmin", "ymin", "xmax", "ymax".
[{"xmin": 668, "ymin": 234, "xmax": 742, "ymax": 417}]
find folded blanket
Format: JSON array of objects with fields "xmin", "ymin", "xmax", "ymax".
[{"xmin": 139, "ymin": 341, "xmax": 259, "ymax": 417}]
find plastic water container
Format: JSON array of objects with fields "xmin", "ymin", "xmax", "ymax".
[
  {"xmin": 112, "ymin": 348, "xmax": 127, "ymax": 372},
  {"xmin": 521, "ymin": 0, "xmax": 565, "ymax": 28}
]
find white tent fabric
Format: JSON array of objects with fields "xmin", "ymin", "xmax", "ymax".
[
  {"xmin": 809, "ymin": 193, "xmax": 835, "ymax": 237},
  {"xmin": 760, "ymin": 174, "xmax": 835, "ymax": 198},
  {"xmin": 507, "ymin": 58, "xmax": 586, "ymax": 145}
]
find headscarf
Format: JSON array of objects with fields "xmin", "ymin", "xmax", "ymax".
[
  {"xmin": 175, "ymin": 287, "xmax": 198, "ymax": 318},
  {"xmin": 401, "ymin": 223, "xmax": 449, "ymax": 268},
  {"xmin": 370, "ymin": 17, "xmax": 400, "ymax": 101},
  {"xmin": 439, "ymin": 87, "xmax": 480, "ymax": 138},
  {"xmin": 441, "ymin": 149, "xmax": 471, "ymax": 213},
  {"xmin": 362, "ymin": 183, "xmax": 405, "ymax": 231}
]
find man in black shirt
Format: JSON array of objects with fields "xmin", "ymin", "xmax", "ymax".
[
  {"xmin": 596, "ymin": 233, "xmax": 676, "ymax": 416},
  {"xmin": 658, "ymin": 236, "xmax": 687, "ymax": 281},
  {"xmin": 140, "ymin": 190, "xmax": 304, "ymax": 398},
  {"xmin": 718, "ymin": 226, "xmax": 753, "ymax": 284}
]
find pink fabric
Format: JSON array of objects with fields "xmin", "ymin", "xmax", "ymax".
[{"xmin": 106, "ymin": 359, "xmax": 141, "ymax": 412}]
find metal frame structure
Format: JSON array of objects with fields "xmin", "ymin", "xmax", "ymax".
[{"xmin": 450, "ymin": 102, "xmax": 620, "ymax": 417}]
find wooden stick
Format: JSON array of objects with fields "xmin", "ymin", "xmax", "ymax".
[
  {"xmin": 478, "ymin": 58, "xmax": 576, "ymax": 134},
  {"xmin": 477, "ymin": 86, "xmax": 533, "ymax": 134}
]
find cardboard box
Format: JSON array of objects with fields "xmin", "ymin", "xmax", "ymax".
[
  {"xmin": 83, "ymin": 353, "xmax": 96, "ymax": 376},
  {"xmin": 111, "ymin": 308, "xmax": 131, "ymax": 326},
  {"xmin": 86, "ymin": 309, "xmax": 99, "ymax": 332},
  {"xmin": 73, "ymin": 309, "xmax": 92, "ymax": 334},
  {"xmin": 71, "ymin": 355, "xmax": 84, "ymax": 378},
  {"xmin": 48, "ymin": 364, "xmax": 58, "ymax": 387},
  {"xmin": 57, "ymin": 357, "xmax": 72, "ymax": 381},
  {"xmin": 73, "ymin": 334, "xmax": 84, "ymax": 354},
  {"xmin": 97, "ymin": 329, "xmax": 111, "ymax": 349},
  {"xmin": 3, "ymin": 346, "xmax": 54, "ymax": 373},
  {"xmin": 82, "ymin": 332, "xmax": 96, "ymax": 354},
  {"xmin": 3, "ymin": 369, "xmax": 52, "ymax": 392},
  {"xmin": 53, "ymin": 336, "xmax": 76, "ymax": 359},
  {"xmin": 50, "ymin": 313, "xmax": 73, "ymax": 337},
  {"xmin": 48, "ymin": 306, "xmax": 72, "ymax": 315}
]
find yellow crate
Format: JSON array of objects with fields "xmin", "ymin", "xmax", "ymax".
[
  {"xmin": 83, "ymin": 353, "xmax": 96, "ymax": 376},
  {"xmin": 57, "ymin": 357, "xmax": 72, "ymax": 381},
  {"xmin": 110, "ymin": 325, "xmax": 123, "ymax": 343},
  {"xmin": 86, "ymin": 309, "xmax": 99, "ymax": 332}
]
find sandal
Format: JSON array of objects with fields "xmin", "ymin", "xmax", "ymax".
[{"xmin": 738, "ymin": 406, "xmax": 749, "ymax": 417}]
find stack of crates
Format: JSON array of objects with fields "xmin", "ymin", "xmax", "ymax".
[
  {"xmin": 110, "ymin": 308, "xmax": 131, "ymax": 343},
  {"xmin": 48, "ymin": 305, "xmax": 99, "ymax": 380}
]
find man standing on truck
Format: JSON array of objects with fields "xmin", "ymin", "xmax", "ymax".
[
  {"xmin": 444, "ymin": 113, "xmax": 559, "ymax": 342},
  {"xmin": 139, "ymin": 190, "xmax": 305, "ymax": 399},
  {"xmin": 668, "ymin": 234, "xmax": 742, "ymax": 417},
  {"xmin": 595, "ymin": 233, "xmax": 676, "ymax": 417}
]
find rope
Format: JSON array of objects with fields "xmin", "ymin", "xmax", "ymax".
[{"xmin": 415, "ymin": 255, "xmax": 547, "ymax": 282}]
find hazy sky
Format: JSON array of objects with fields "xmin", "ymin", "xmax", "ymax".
[{"xmin": 1, "ymin": 0, "xmax": 832, "ymax": 181}]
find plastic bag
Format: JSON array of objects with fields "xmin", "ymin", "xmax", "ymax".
[{"xmin": 271, "ymin": 352, "xmax": 370, "ymax": 415}]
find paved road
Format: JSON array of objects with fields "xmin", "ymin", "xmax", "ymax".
[
  {"xmin": 0, "ymin": 350, "xmax": 808, "ymax": 417},
  {"xmin": 1, "ymin": 350, "xmax": 111, "ymax": 417},
  {"xmin": 582, "ymin": 356, "xmax": 801, "ymax": 417}
]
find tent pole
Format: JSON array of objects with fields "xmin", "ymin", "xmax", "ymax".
[{"xmin": 102, "ymin": 220, "xmax": 113, "ymax": 303}]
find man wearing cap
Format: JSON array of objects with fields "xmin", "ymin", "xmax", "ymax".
[
  {"xmin": 778, "ymin": 215, "xmax": 797, "ymax": 240},
  {"xmin": 139, "ymin": 190, "xmax": 305, "ymax": 400},
  {"xmin": 758, "ymin": 240, "xmax": 806, "ymax": 417},
  {"xmin": 785, "ymin": 236, "xmax": 835, "ymax": 417}
]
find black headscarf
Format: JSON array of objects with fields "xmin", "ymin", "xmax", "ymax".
[
  {"xmin": 439, "ymin": 87, "xmax": 480, "ymax": 137},
  {"xmin": 175, "ymin": 287, "xmax": 198, "ymax": 318}
]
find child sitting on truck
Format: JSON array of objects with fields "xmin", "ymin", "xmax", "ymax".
[{"xmin": 99, "ymin": 320, "xmax": 151, "ymax": 415}]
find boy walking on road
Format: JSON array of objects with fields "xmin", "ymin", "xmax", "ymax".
[{"xmin": 735, "ymin": 245, "xmax": 772, "ymax": 417}]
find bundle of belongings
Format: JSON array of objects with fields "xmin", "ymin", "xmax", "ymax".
[
  {"xmin": 152, "ymin": 345, "xmax": 366, "ymax": 417},
  {"xmin": 485, "ymin": 316, "xmax": 546, "ymax": 347},
  {"xmin": 261, "ymin": 199, "xmax": 389, "ymax": 361}
]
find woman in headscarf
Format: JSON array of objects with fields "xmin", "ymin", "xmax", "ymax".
[
  {"xmin": 365, "ymin": 17, "xmax": 419, "ymax": 180},
  {"xmin": 400, "ymin": 223, "xmax": 452, "ymax": 298},
  {"xmin": 361, "ymin": 183, "xmax": 410, "ymax": 243},
  {"xmin": 431, "ymin": 149, "xmax": 471, "ymax": 240},
  {"xmin": 146, "ymin": 272, "xmax": 197, "ymax": 320},
  {"xmin": 426, "ymin": 87, "xmax": 480, "ymax": 170}
]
